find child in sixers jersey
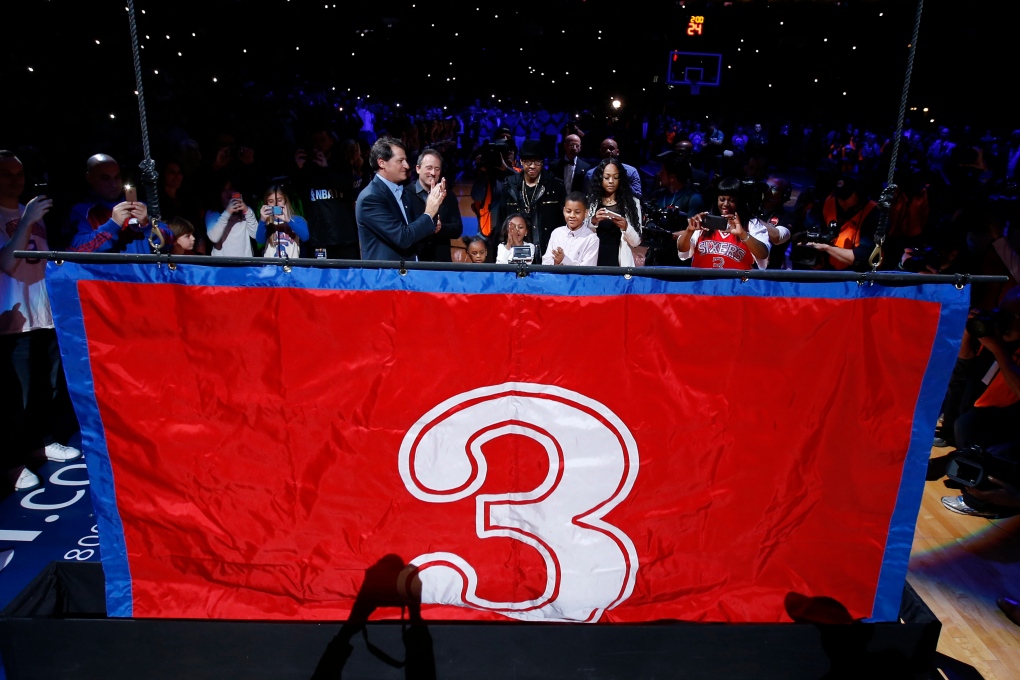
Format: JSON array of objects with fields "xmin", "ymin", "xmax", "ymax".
[{"xmin": 677, "ymin": 177, "xmax": 770, "ymax": 270}]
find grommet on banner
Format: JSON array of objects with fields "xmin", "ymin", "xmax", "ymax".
[
  {"xmin": 283, "ymin": 264, "xmax": 292, "ymax": 273},
  {"xmin": 740, "ymin": 275, "xmax": 749, "ymax": 284},
  {"xmin": 168, "ymin": 261, "xmax": 177, "ymax": 271},
  {"xmin": 399, "ymin": 259, "xmax": 408, "ymax": 276},
  {"xmin": 55, "ymin": 259, "xmax": 64, "ymax": 266}
]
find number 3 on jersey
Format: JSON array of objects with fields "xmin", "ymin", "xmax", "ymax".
[{"xmin": 398, "ymin": 383, "xmax": 639, "ymax": 622}]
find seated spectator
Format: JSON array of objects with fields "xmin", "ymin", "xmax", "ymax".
[
  {"xmin": 464, "ymin": 235, "xmax": 489, "ymax": 263},
  {"xmin": 677, "ymin": 177, "xmax": 770, "ymax": 270},
  {"xmin": 67, "ymin": 154, "xmax": 170, "ymax": 254},
  {"xmin": 583, "ymin": 159, "xmax": 642, "ymax": 267},
  {"xmin": 256, "ymin": 185, "xmax": 309, "ymax": 259},
  {"xmin": 542, "ymin": 191, "xmax": 599, "ymax": 266},
  {"xmin": 168, "ymin": 217, "xmax": 196, "ymax": 255},
  {"xmin": 205, "ymin": 179, "xmax": 258, "ymax": 257},
  {"xmin": 494, "ymin": 214, "xmax": 538, "ymax": 264}
]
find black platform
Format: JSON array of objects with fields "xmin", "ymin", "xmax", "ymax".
[{"xmin": 0, "ymin": 562, "xmax": 942, "ymax": 679}]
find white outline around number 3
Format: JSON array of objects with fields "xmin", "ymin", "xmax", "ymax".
[{"xmin": 398, "ymin": 382, "xmax": 639, "ymax": 623}]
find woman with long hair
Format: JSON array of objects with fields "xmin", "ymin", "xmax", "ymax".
[
  {"xmin": 256, "ymin": 185, "xmax": 309, "ymax": 258},
  {"xmin": 677, "ymin": 176, "xmax": 770, "ymax": 270},
  {"xmin": 584, "ymin": 158, "xmax": 642, "ymax": 267},
  {"xmin": 494, "ymin": 213, "xmax": 538, "ymax": 264}
]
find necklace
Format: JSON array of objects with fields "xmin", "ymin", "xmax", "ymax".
[
  {"xmin": 521, "ymin": 175, "xmax": 541, "ymax": 214},
  {"xmin": 661, "ymin": 190, "xmax": 682, "ymax": 208}
]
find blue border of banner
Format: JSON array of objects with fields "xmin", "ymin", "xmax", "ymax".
[{"xmin": 45, "ymin": 262, "xmax": 968, "ymax": 621}]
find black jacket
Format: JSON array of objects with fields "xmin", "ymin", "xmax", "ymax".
[{"xmin": 498, "ymin": 172, "xmax": 566, "ymax": 255}]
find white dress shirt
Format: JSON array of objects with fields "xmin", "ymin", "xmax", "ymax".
[{"xmin": 542, "ymin": 225, "xmax": 599, "ymax": 266}]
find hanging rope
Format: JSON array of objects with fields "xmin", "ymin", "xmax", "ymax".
[
  {"xmin": 125, "ymin": 0, "xmax": 164, "ymax": 253},
  {"xmin": 870, "ymin": 0, "xmax": 925, "ymax": 271}
]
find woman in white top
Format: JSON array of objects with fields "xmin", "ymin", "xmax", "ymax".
[
  {"xmin": 205, "ymin": 180, "xmax": 258, "ymax": 257},
  {"xmin": 583, "ymin": 158, "xmax": 642, "ymax": 267},
  {"xmin": 494, "ymin": 213, "xmax": 538, "ymax": 264}
]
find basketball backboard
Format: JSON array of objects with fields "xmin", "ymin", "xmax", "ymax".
[{"xmin": 666, "ymin": 51, "xmax": 722, "ymax": 95}]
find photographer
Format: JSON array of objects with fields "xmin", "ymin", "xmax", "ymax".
[
  {"xmin": 792, "ymin": 173, "xmax": 878, "ymax": 271},
  {"xmin": 954, "ymin": 287, "xmax": 1020, "ymax": 449},
  {"xmin": 930, "ymin": 288, "xmax": 1020, "ymax": 517}
]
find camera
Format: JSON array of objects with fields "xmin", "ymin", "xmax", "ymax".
[
  {"xmin": 510, "ymin": 245, "xmax": 534, "ymax": 263},
  {"xmin": 946, "ymin": 446, "xmax": 1020, "ymax": 490},
  {"xmin": 966, "ymin": 308, "xmax": 1016, "ymax": 339},
  {"xmin": 272, "ymin": 206, "xmax": 284, "ymax": 215},
  {"xmin": 641, "ymin": 204, "xmax": 687, "ymax": 248},
  {"xmin": 791, "ymin": 220, "xmax": 840, "ymax": 267},
  {"xmin": 900, "ymin": 246, "xmax": 942, "ymax": 273},
  {"xmin": 741, "ymin": 178, "xmax": 768, "ymax": 216}
]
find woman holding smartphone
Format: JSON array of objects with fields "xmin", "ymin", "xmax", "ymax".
[
  {"xmin": 677, "ymin": 177, "xmax": 770, "ymax": 270},
  {"xmin": 584, "ymin": 158, "xmax": 642, "ymax": 267},
  {"xmin": 256, "ymin": 185, "xmax": 308, "ymax": 258}
]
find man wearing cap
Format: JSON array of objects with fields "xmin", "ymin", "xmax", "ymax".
[{"xmin": 498, "ymin": 140, "xmax": 566, "ymax": 256}]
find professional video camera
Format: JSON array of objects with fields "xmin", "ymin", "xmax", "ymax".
[
  {"xmin": 641, "ymin": 204, "xmax": 687, "ymax": 249},
  {"xmin": 900, "ymin": 246, "xmax": 944, "ymax": 273},
  {"xmin": 791, "ymin": 219, "xmax": 840, "ymax": 268},
  {"xmin": 966, "ymin": 308, "xmax": 1017, "ymax": 339},
  {"xmin": 945, "ymin": 445, "xmax": 1020, "ymax": 490},
  {"xmin": 741, "ymin": 178, "xmax": 768, "ymax": 216},
  {"xmin": 640, "ymin": 203, "xmax": 688, "ymax": 266}
]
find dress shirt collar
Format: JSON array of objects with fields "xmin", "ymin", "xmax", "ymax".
[{"xmin": 376, "ymin": 173, "xmax": 404, "ymax": 197}]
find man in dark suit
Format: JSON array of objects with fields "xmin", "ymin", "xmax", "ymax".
[
  {"xmin": 549, "ymin": 134, "xmax": 590, "ymax": 194},
  {"xmin": 408, "ymin": 148, "xmax": 462, "ymax": 262},
  {"xmin": 356, "ymin": 137, "xmax": 446, "ymax": 261}
]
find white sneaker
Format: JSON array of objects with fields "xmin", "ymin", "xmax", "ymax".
[
  {"xmin": 15, "ymin": 467, "xmax": 41, "ymax": 491},
  {"xmin": 44, "ymin": 443, "xmax": 82, "ymax": 462}
]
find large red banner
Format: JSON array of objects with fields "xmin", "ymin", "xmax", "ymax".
[{"xmin": 48, "ymin": 266, "xmax": 963, "ymax": 624}]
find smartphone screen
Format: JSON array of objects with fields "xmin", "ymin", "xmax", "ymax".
[{"xmin": 124, "ymin": 185, "xmax": 138, "ymax": 203}]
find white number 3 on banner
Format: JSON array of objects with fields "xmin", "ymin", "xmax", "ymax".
[{"xmin": 398, "ymin": 383, "xmax": 639, "ymax": 622}]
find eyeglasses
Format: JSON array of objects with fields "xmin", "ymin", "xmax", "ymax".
[{"xmin": 521, "ymin": 160, "xmax": 544, "ymax": 166}]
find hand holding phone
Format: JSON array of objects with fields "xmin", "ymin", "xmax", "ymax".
[
  {"xmin": 702, "ymin": 214, "xmax": 729, "ymax": 232},
  {"xmin": 124, "ymin": 185, "xmax": 138, "ymax": 203}
]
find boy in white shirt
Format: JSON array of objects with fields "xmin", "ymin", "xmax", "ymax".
[{"xmin": 542, "ymin": 191, "xmax": 599, "ymax": 266}]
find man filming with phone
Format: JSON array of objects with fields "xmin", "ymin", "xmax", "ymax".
[
  {"xmin": 66, "ymin": 154, "xmax": 170, "ymax": 254},
  {"xmin": 677, "ymin": 177, "xmax": 770, "ymax": 270}
]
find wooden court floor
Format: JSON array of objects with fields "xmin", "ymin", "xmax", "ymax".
[{"xmin": 909, "ymin": 446, "xmax": 1020, "ymax": 680}]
